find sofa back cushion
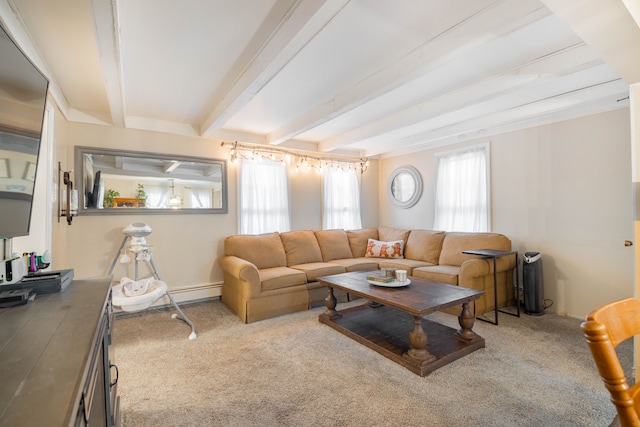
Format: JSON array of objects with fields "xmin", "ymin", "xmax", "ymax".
[
  {"xmin": 439, "ymin": 232, "xmax": 511, "ymax": 266},
  {"xmin": 404, "ymin": 229, "xmax": 445, "ymax": 264},
  {"xmin": 346, "ymin": 228, "xmax": 379, "ymax": 257},
  {"xmin": 224, "ymin": 232, "xmax": 286, "ymax": 269},
  {"xmin": 280, "ymin": 230, "xmax": 323, "ymax": 266},
  {"xmin": 378, "ymin": 226, "xmax": 410, "ymax": 244},
  {"xmin": 314, "ymin": 229, "xmax": 353, "ymax": 261}
]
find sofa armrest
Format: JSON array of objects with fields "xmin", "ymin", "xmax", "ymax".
[
  {"xmin": 459, "ymin": 254, "xmax": 516, "ymax": 277},
  {"xmin": 219, "ymin": 255, "xmax": 261, "ymax": 298},
  {"xmin": 459, "ymin": 258, "xmax": 490, "ymax": 279}
]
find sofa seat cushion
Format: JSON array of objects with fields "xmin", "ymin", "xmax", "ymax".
[
  {"xmin": 224, "ymin": 232, "xmax": 287, "ymax": 269},
  {"xmin": 413, "ymin": 265, "xmax": 461, "ymax": 285},
  {"xmin": 314, "ymin": 229, "xmax": 353, "ymax": 261},
  {"xmin": 378, "ymin": 259, "xmax": 434, "ymax": 275},
  {"xmin": 290, "ymin": 262, "xmax": 346, "ymax": 282},
  {"xmin": 328, "ymin": 258, "xmax": 379, "ymax": 272},
  {"xmin": 346, "ymin": 228, "xmax": 379, "ymax": 257},
  {"xmin": 259, "ymin": 267, "xmax": 308, "ymax": 292}
]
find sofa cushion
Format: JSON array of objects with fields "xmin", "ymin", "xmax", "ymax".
[
  {"xmin": 439, "ymin": 232, "xmax": 511, "ymax": 266},
  {"xmin": 281, "ymin": 230, "xmax": 323, "ymax": 266},
  {"xmin": 224, "ymin": 232, "xmax": 286, "ymax": 269},
  {"xmin": 413, "ymin": 265, "xmax": 461, "ymax": 285},
  {"xmin": 314, "ymin": 229, "xmax": 353, "ymax": 261},
  {"xmin": 346, "ymin": 228, "xmax": 379, "ymax": 257},
  {"xmin": 290, "ymin": 262, "xmax": 346, "ymax": 282},
  {"xmin": 405, "ymin": 229, "xmax": 445, "ymax": 264},
  {"xmin": 378, "ymin": 226, "xmax": 410, "ymax": 243},
  {"xmin": 328, "ymin": 258, "xmax": 379, "ymax": 272},
  {"xmin": 259, "ymin": 267, "xmax": 308, "ymax": 292},
  {"xmin": 365, "ymin": 238, "xmax": 404, "ymax": 258}
]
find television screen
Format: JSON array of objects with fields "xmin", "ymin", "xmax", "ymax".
[{"xmin": 0, "ymin": 23, "xmax": 49, "ymax": 239}]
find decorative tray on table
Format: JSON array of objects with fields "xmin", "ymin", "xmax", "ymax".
[{"xmin": 366, "ymin": 274, "xmax": 411, "ymax": 288}]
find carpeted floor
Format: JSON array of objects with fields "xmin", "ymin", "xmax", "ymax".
[{"xmin": 112, "ymin": 299, "xmax": 631, "ymax": 426}]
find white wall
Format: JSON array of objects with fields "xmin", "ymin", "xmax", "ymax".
[
  {"xmin": 50, "ymin": 118, "xmax": 379, "ymax": 301},
  {"xmin": 378, "ymin": 108, "xmax": 634, "ymax": 319}
]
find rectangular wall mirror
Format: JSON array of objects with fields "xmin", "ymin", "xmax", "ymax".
[{"xmin": 74, "ymin": 146, "xmax": 227, "ymax": 215}]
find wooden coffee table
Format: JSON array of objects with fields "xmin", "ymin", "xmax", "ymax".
[{"xmin": 318, "ymin": 271, "xmax": 485, "ymax": 376}]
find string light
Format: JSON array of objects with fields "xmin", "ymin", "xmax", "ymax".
[{"xmin": 221, "ymin": 141, "xmax": 370, "ymax": 174}]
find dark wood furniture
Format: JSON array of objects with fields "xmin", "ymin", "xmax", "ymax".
[
  {"xmin": 0, "ymin": 277, "xmax": 119, "ymax": 426},
  {"xmin": 318, "ymin": 271, "xmax": 485, "ymax": 376},
  {"xmin": 462, "ymin": 249, "xmax": 519, "ymax": 325}
]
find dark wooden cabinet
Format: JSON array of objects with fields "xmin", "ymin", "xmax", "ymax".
[{"xmin": 0, "ymin": 277, "xmax": 120, "ymax": 426}]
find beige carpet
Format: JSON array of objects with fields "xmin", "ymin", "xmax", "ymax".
[{"xmin": 113, "ymin": 299, "xmax": 630, "ymax": 426}]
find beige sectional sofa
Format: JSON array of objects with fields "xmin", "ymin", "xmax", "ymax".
[{"xmin": 219, "ymin": 226, "xmax": 516, "ymax": 323}]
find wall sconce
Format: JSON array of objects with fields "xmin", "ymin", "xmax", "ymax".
[{"xmin": 58, "ymin": 162, "xmax": 77, "ymax": 225}]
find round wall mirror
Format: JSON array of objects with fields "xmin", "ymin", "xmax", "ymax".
[{"xmin": 387, "ymin": 165, "xmax": 423, "ymax": 208}]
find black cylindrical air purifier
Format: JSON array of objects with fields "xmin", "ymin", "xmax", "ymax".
[{"xmin": 523, "ymin": 252, "xmax": 544, "ymax": 315}]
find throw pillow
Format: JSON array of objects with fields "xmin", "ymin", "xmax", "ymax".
[{"xmin": 365, "ymin": 238, "xmax": 404, "ymax": 258}]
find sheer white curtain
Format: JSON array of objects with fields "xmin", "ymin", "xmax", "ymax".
[
  {"xmin": 145, "ymin": 185, "xmax": 168, "ymax": 208},
  {"xmin": 322, "ymin": 166, "xmax": 362, "ymax": 230},
  {"xmin": 189, "ymin": 188, "xmax": 212, "ymax": 208},
  {"xmin": 239, "ymin": 157, "xmax": 290, "ymax": 234},
  {"xmin": 433, "ymin": 144, "xmax": 489, "ymax": 232}
]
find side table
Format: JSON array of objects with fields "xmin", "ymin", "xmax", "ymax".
[{"xmin": 462, "ymin": 249, "xmax": 519, "ymax": 325}]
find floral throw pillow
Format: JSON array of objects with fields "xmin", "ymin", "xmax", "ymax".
[{"xmin": 365, "ymin": 238, "xmax": 405, "ymax": 258}]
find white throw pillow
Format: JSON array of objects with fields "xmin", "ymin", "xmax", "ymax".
[{"xmin": 365, "ymin": 238, "xmax": 404, "ymax": 258}]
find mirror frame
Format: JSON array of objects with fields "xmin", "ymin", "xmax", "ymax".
[
  {"xmin": 74, "ymin": 146, "xmax": 228, "ymax": 215},
  {"xmin": 387, "ymin": 165, "xmax": 423, "ymax": 208}
]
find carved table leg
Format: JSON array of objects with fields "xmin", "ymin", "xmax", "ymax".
[
  {"xmin": 407, "ymin": 316, "xmax": 436, "ymax": 362},
  {"xmin": 456, "ymin": 302, "xmax": 479, "ymax": 341},
  {"xmin": 324, "ymin": 287, "xmax": 341, "ymax": 319}
]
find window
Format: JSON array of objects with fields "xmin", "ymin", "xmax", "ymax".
[
  {"xmin": 322, "ymin": 166, "xmax": 362, "ymax": 230},
  {"xmin": 145, "ymin": 185, "xmax": 169, "ymax": 208},
  {"xmin": 239, "ymin": 157, "xmax": 290, "ymax": 234},
  {"xmin": 189, "ymin": 188, "xmax": 213, "ymax": 208},
  {"xmin": 433, "ymin": 144, "xmax": 490, "ymax": 232}
]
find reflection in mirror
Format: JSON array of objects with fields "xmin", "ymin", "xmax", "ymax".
[
  {"xmin": 74, "ymin": 146, "xmax": 227, "ymax": 215},
  {"xmin": 0, "ymin": 22, "xmax": 49, "ymax": 239},
  {"xmin": 388, "ymin": 165, "xmax": 422, "ymax": 208},
  {"xmin": 392, "ymin": 172, "xmax": 416, "ymax": 203}
]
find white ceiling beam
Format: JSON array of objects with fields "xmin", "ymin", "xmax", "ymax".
[
  {"xmin": 357, "ymin": 71, "xmax": 624, "ymax": 154},
  {"xmin": 366, "ymin": 79, "xmax": 628, "ymax": 157},
  {"xmin": 199, "ymin": 0, "xmax": 350, "ymax": 138},
  {"xmin": 266, "ymin": 0, "xmax": 551, "ymax": 146},
  {"xmin": 163, "ymin": 161, "xmax": 181, "ymax": 173},
  {"xmin": 379, "ymin": 97, "xmax": 629, "ymax": 159},
  {"xmin": 89, "ymin": 0, "xmax": 125, "ymax": 127},
  {"xmin": 320, "ymin": 43, "xmax": 602, "ymax": 152},
  {"xmin": 541, "ymin": 0, "xmax": 640, "ymax": 84},
  {"xmin": 125, "ymin": 115, "xmax": 199, "ymax": 137}
]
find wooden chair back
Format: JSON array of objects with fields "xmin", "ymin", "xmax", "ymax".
[{"xmin": 582, "ymin": 297, "xmax": 640, "ymax": 426}]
